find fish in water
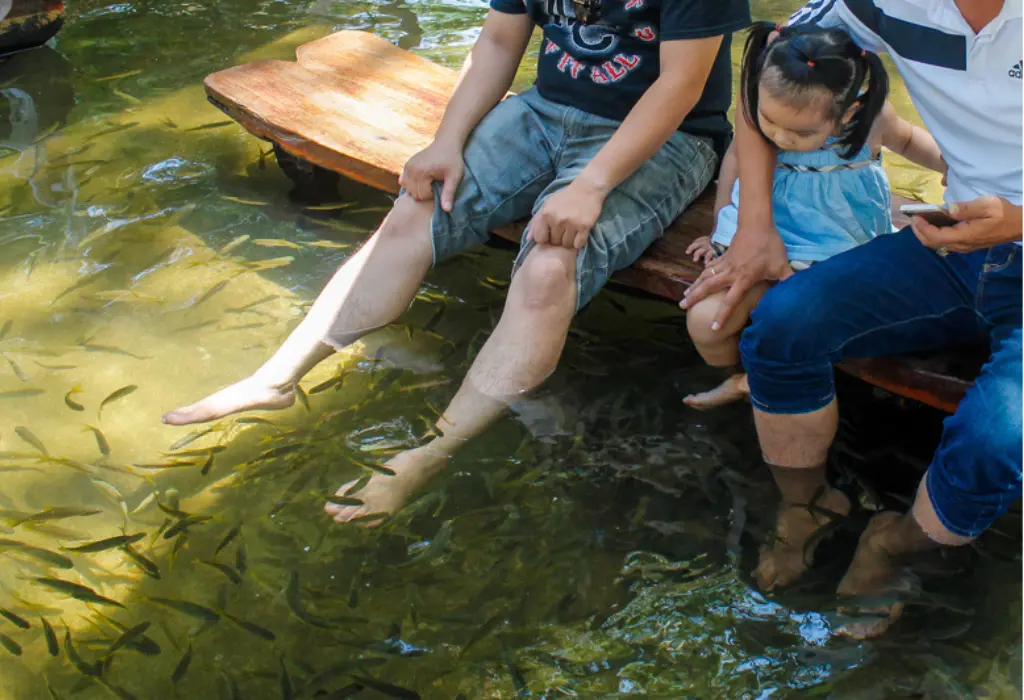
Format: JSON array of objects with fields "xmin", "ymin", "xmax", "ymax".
[
  {"xmin": 144, "ymin": 596, "xmax": 220, "ymax": 622},
  {"xmin": 171, "ymin": 643, "xmax": 192, "ymax": 683},
  {"xmin": 218, "ymin": 235, "xmax": 250, "ymax": 256},
  {"xmin": 279, "ymin": 657, "xmax": 294, "ymax": 700},
  {"xmin": 40, "ymin": 617, "xmax": 59, "ymax": 656},
  {"xmin": 35, "ymin": 577, "xmax": 124, "ymax": 608},
  {"xmin": 245, "ymin": 256, "xmax": 294, "ymax": 271},
  {"xmin": 163, "ymin": 515, "xmax": 212, "ymax": 539},
  {"xmin": 253, "ymin": 238, "xmax": 303, "ymax": 250},
  {"xmin": 98, "ymin": 385, "xmax": 138, "ymax": 418},
  {"xmin": 199, "ymin": 559, "xmax": 242, "ymax": 585},
  {"xmin": 83, "ymin": 425, "xmax": 111, "ymax": 457},
  {"xmin": 201, "ymin": 452, "xmax": 216, "ymax": 476},
  {"xmin": 64, "ymin": 628, "xmax": 102, "ymax": 676},
  {"xmin": 223, "ymin": 611, "xmax": 274, "ymax": 642},
  {"xmin": 96, "ymin": 69, "xmax": 143, "ymax": 82},
  {"xmin": 351, "ymin": 676, "xmax": 421, "ymax": 700},
  {"xmin": 235, "ymin": 541, "xmax": 248, "ymax": 576},
  {"xmin": 0, "ymin": 538, "xmax": 74, "ymax": 569},
  {"xmin": 3, "ymin": 354, "xmax": 29, "ymax": 382},
  {"xmin": 0, "ymin": 389, "xmax": 45, "ymax": 399},
  {"xmin": 0, "ymin": 320, "xmax": 10, "ymax": 341},
  {"xmin": 62, "ymin": 533, "xmax": 145, "ymax": 553},
  {"xmin": 122, "ymin": 544, "xmax": 161, "ymax": 580},
  {"xmin": 214, "ymin": 523, "xmax": 242, "ymax": 556},
  {"xmin": 14, "ymin": 426, "xmax": 48, "ymax": 456},
  {"xmin": 10, "ymin": 507, "xmax": 102, "ymax": 526},
  {"xmin": 104, "ymin": 621, "xmax": 151, "ymax": 657},
  {"xmin": 167, "ymin": 427, "xmax": 217, "ymax": 451},
  {"xmin": 194, "ymin": 279, "xmax": 233, "ymax": 307},
  {"xmin": 284, "ymin": 571, "xmax": 336, "ymax": 629},
  {"xmin": 0, "ymin": 632, "xmax": 21, "ymax": 656},
  {"xmin": 80, "ymin": 342, "xmax": 151, "ymax": 360},
  {"xmin": 64, "ymin": 387, "xmax": 85, "ymax": 411},
  {"xmin": 184, "ymin": 120, "xmax": 235, "ymax": 132},
  {"xmin": 0, "ymin": 608, "xmax": 30, "ymax": 629}
]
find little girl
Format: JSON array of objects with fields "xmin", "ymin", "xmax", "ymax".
[{"xmin": 683, "ymin": 22, "xmax": 946, "ymax": 409}]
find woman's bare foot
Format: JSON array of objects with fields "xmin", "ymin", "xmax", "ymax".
[
  {"xmin": 683, "ymin": 373, "xmax": 750, "ymax": 410},
  {"xmin": 756, "ymin": 486, "xmax": 851, "ymax": 591},
  {"xmin": 325, "ymin": 446, "xmax": 448, "ymax": 527},
  {"xmin": 834, "ymin": 511, "xmax": 914, "ymax": 640},
  {"xmin": 162, "ymin": 377, "xmax": 295, "ymax": 425}
]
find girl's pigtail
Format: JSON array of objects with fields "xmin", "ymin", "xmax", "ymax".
[
  {"xmin": 838, "ymin": 49, "xmax": 889, "ymax": 158},
  {"xmin": 741, "ymin": 21, "xmax": 779, "ymax": 143}
]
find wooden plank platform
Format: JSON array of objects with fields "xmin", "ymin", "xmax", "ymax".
[{"xmin": 204, "ymin": 30, "xmax": 980, "ymax": 413}]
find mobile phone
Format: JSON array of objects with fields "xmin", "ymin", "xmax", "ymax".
[{"xmin": 899, "ymin": 203, "xmax": 958, "ymax": 227}]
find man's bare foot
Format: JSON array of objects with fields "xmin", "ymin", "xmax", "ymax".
[
  {"xmin": 834, "ymin": 511, "xmax": 915, "ymax": 640},
  {"xmin": 162, "ymin": 377, "xmax": 295, "ymax": 425},
  {"xmin": 756, "ymin": 486, "xmax": 851, "ymax": 591},
  {"xmin": 683, "ymin": 373, "xmax": 750, "ymax": 410},
  {"xmin": 325, "ymin": 446, "xmax": 448, "ymax": 527}
]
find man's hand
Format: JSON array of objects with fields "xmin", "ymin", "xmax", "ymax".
[
  {"xmin": 680, "ymin": 225, "xmax": 792, "ymax": 329},
  {"xmin": 912, "ymin": 196, "xmax": 1023, "ymax": 254},
  {"xmin": 528, "ymin": 180, "xmax": 606, "ymax": 250},
  {"xmin": 399, "ymin": 138, "xmax": 465, "ymax": 211}
]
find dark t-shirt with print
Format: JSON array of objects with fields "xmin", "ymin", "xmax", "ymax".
[{"xmin": 489, "ymin": 0, "xmax": 750, "ymax": 158}]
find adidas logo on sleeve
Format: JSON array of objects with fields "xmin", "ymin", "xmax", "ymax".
[{"xmin": 1011, "ymin": 60, "xmax": 1023, "ymax": 79}]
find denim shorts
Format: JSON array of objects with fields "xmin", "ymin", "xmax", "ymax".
[{"xmin": 428, "ymin": 89, "xmax": 717, "ymax": 310}]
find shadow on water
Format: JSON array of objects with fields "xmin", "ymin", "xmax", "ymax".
[{"xmin": 0, "ymin": 0, "xmax": 1017, "ymax": 698}]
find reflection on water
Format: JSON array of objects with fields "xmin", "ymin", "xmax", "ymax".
[{"xmin": 0, "ymin": 1, "xmax": 1017, "ymax": 698}]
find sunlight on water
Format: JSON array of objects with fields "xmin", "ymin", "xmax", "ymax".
[{"xmin": 0, "ymin": 1, "xmax": 1017, "ymax": 698}]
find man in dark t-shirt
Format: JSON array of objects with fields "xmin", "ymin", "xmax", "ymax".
[{"xmin": 165, "ymin": 0, "xmax": 750, "ymax": 524}]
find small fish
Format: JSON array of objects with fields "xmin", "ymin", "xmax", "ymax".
[
  {"xmin": 62, "ymin": 533, "xmax": 144, "ymax": 553},
  {"xmin": 251, "ymin": 443, "xmax": 304, "ymax": 463},
  {"xmin": 36, "ymin": 577, "xmax": 124, "ymax": 608},
  {"xmin": 306, "ymin": 240, "xmax": 352, "ymax": 249},
  {"xmin": 163, "ymin": 515, "xmax": 212, "ymax": 539},
  {"xmin": 0, "ymin": 389, "xmax": 44, "ymax": 399},
  {"xmin": 171, "ymin": 643, "xmax": 192, "ymax": 683},
  {"xmin": 0, "ymin": 608, "xmax": 30, "ymax": 629},
  {"xmin": 53, "ymin": 268, "xmax": 109, "ymax": 303},
  {"xmin": 12, "ymin": 507, "xmax": 102, "ymax": 526},
  {"xmin": 104, "ymin": 621, "xmax": 151, "ymax": 657},
  {"xmin": 218, "ymin": 235, "xmax": 250, "ymax": 256},
  {"xmin": 80, "ymin": 343, "xmax": 151, "ymax": 360},
  {"xmin": 160, "ymin": 116, "xmax": 178, "ymax": 129},
  {"xmin": 273, "ymin": 658, "xmax": 293, "ymax": 700},
  {"xmin": 350, "ymin": 676, "xmax": 420, "ymax": 700},
  {"xmin": 199, "ymin": 559, "xmax": 242, "ymax": 585},
  {"xmin": 144, "ymin": 596, "xmax": 220, "ymax": 622},
  {"xmin": 122, "ymin": 544, "xmax": 161, "ymax": 580},
  {"xmin": 64, "ymin": 627, "xmax": 101, "ymax": 676},
  {"xmin": 130, "ymin": 460, "xmax": 196, "ymax": 470},
  {"xmin": 183, "ymin": 120, "xmax": 234, "ymax": 132},
  {"xmin": 303, "ymin": 202, "xmax": 352, "ymax": 211},
  {"xmin": 95, "ymin": 69, "xmax": 143, "ymax": 82},
  {"xmin": 325, "ymin": 496, "xmax": 363, "ymax": 507},
  {"xmin": 309, "ymin": 375, "xmax": 344, "ymax": 394},
  {"xmin": 0, "ymin": 320, "xmax": 10, "ymax": 341},
  {"xmin": 172, "ymin": 319, "xmax": 220, "ymax": 334},
  {"xmin": 284, "ymin": 571, "xmax": 334, "ymax": 629},
  {"xmin": 0, "ymin": 538, "xmax": 74, "ymax": 569},
  {"xmin": 252, "ymin": 238, "xmax": 303, "ymax": 250},
  {"xmin": 235, "ymin": 541, "xmax": 247, "ymax": 576},
  {"xmin": 3, "ymin": 354, "xmax": 29, "ymax": 382},
  {"xmin": 0, "ymin": 632, "xmax": 21, "ymax": 656},
  {"xmin": 223, "ymin": 611, "xmax": 274, "ymax": 642},
  {"xmin": 194, "ymin": 279, "xmax": 232, "ymax": 307},
  {"xmin": 200, "ymin": 453, "xmax": 215, "ymax": 476},
  {"xmin": 168, "ymin": 427, "xmax": 215, "ymax": 451},
  {"xmin": 220, "ymin": 195, "xmax": 268, "ymax": 206},
  {"xmin": 64, "ymin": 387, "xmax": 85, "ymax": 411},
  {"xmin": 164, "ymin": 446, "xmax": 226, "ymax": 459},
  {"xmin": 226, "ymin": 294, "xmax": 279, "ymax": 313},
  {"xmin": 98, "ymin": 385, "xmax": 138, "ymax": 418},
  {"xmin": 214, "ymin": 523, "xmax": 242, "ymax": 555},
  {"xmin": 235, "ymin": 416, "xmax": 277, "ymax": 426},
  {"xmin": 83, "ymin": 426, "xmax": 111, "ymax": 457},
  {"xmin": 112, "ymin": 88, "xmax": 142, "ymax": 105},
  {"xmin": 295, "ymin": 385, "xmax": 310, "ymax": 412},
  {"xmin": 40, "ymin": 617, "xmax": 59, "ymax": 656},
  {"xmin": 245, "ymin": 256, "xmax": 294, "ymax": 271},
  {"xmin": 14, "ymin": 426, "xmax": 48, "ymax": 456},
  {"xmin": 35, "ymin": 362, "xmax": 76, "ymax": 371}
]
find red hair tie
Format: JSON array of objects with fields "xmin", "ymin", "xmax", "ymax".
[{"xmin": 807, "ymin": 60, "xmax": 816, "ymax": 67}]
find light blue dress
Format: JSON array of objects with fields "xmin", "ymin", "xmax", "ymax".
[{"xmin": 712, "ymin": 138, "xmax": 892, "ymax": 263}]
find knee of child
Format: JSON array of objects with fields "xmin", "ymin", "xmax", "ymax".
[{"xmin": 686, "ymin": 296, "xmax": 724, "ymax": 346}]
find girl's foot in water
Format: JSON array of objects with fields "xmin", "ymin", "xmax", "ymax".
[
  {"xmin": 325, "ymin": 446, "xmax": 448, "ymax": 527},
  {"xmin": 162, "ymin": 376, "xmax": 295, "ymax": 425},
  {"xmin": 683, "ymin": 372, "xmax": 750, "ymax": 410}
]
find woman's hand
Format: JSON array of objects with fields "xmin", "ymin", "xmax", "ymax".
[
  {"xmin": 681, "ymin": 225, "xmax": 792, "ymax": 329},
  {"xmin": 912, "ymin": 196, "xmax": 1022, "ymax": 254},
  {"xmin": 528, "ymin": 180, "xmax": 606, "ymax": 250},
  {"xmin": 399, "ymin": 138, "xmax": 465, "ymax": 211}
]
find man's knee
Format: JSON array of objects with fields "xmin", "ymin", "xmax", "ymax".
[
  {"xmin": 514, "ymin": 245, "xmax": 576, "ymax": 311},
  {"xmin": 740, "ymin": 279, "xmax": 829, "ymax": 367},
  {"xmin": 379, "ymin": 194, "xmax": 434, "ymax": 244}
]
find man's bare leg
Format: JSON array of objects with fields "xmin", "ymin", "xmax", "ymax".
[
  {"xmin": 753, "ymin": 402, "xmax": 852, "ymax": 590},
  {"xmin": 326, "ymin": 244, "xmax": 578, "ymax": 524},
  {"xmin": 162, "ymin": 196, "xmax": 436, "ymax": 425},
  {"xmin": 834, "ymin": 477, "xmax": 969, "ymax": 639}
]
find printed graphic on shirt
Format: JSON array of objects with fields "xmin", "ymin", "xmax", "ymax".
[
  {"xmin": 1010, "ymin": 60, "xmax": 1022, "ymax": 79},
  {"xmin": 536, "ymin": 0, "xmax": 654, "ymax": 86}
]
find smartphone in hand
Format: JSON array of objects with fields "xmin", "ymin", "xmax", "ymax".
[{"xmin": 899, "ymin": 203, "xmax": 958, "ymax": 227}]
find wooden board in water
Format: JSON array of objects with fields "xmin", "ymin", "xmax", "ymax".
[{"xmin": 204, "ymin": 30, "xmax": 978, "ymax": 413}]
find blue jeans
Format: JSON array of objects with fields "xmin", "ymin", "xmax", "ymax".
[
  {"xmin": 740, "ymin": 229, "xmax": 1022, "ymax": 538},
  {"xmin": 429, "ymin": 89, "xmax": 717, "ymax": 310}
]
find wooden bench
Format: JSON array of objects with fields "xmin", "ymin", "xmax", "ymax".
[{"xmin": 204, "ymin": 30, "xmax": 981, "ymax": 414}]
